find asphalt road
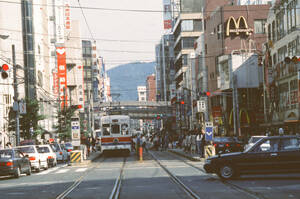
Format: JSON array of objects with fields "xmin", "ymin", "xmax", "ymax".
[{"xmin": 0, "ymin": 151, "xmax": 299, "ymax": 199}]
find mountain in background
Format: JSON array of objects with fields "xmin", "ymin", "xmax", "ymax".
[{"xmin": 107, "ymin": 62, "xmax": 156, "ymax": 101}]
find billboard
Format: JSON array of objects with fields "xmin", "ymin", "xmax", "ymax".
[
  {"xmin": 56, "ymin": 47, "xmax": 67, "ymax": 109},
  {"xmin": 163, "ymin": 0, "xmax": 172, "ymax": 32}
]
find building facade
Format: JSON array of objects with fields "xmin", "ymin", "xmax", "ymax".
[{"xmin": 263, "ymin": 0, "xmax": 300, "ymax": 135}]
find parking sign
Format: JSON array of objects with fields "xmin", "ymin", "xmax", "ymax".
[{"xmin": 205, "ymin": 122, "xmax": 213, "ymax": 141}]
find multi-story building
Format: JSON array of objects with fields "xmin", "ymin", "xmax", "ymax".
[
  {"xmin": 172, "ymin": 1, "xmax": 204, "ymax": 131},
  {"xmin": 0, "ymin": 0, "xmax": 25, "ymax": 147},
  {"xmin": 198, "ymin": 2, "xmax": 270, "ymax": 136},
  {"xmin": 155, "ymin": 34, "xmax": 175, "ymax": 102},
  {"xmin": 263, "ymin": 0, "xmax": 300, "ymax": 134},
  {"xmin": 137, "ymin": 86, "xmax": 147, "ymax": 102},
  {"xmin": 146, "ymin": 74, "xmax": 156, "ymax": 101}
]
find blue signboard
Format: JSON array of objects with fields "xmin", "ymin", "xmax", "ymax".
[{"xmin": 205, "ymin": 122, "xmax": 213, "ymax": 141}]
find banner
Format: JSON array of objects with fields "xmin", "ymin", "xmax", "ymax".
[
  {"xmin": 163, "ymin": 0, "xmax": 172, "ymax": 31},
  {"xmin": 56, "ymin": 47, "xmax": 67, "ymax": 109}
]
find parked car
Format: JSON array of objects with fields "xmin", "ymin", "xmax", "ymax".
[
  {"xmin": 37, "ymin": 145, "xmax": 57, "ymax": 167},
  {"xmin": 204, "ymin": 135, "xmax": 300, "ymax": 179},
  {"xmin": 15, "ymin": 145, "xmax": 48, "ymax": 172},
  {"xmin": 0, "ymin": 149, "xmax": 31, "ymax": 178},
  {"xmin": 213, "ymin": 137, "xmax": 244, "ymax": 154},
  {"xmin": 50, "ymin": 143, "xmax": 68, "ymax": 163},
  {"xmin": 244, "ymin": 136, "xmax": 266, "ymax": 150}
]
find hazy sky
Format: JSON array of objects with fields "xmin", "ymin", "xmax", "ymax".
[{"xmin": 70, "ymin": 0, "xmax": 164, "ymax": 70}]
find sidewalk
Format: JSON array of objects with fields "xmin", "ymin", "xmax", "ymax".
[{"xmin": 168, "ymin": 148, "xmax": 205, "ymax": 162}]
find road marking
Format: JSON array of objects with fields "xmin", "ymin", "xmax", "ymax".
[
  {"xmin": 75, "ymin": 168, "xmax": 87, "ymax": 172},
  {"xmin": 56, "ymin": 169, "xmax": 69, "ymax": 174}
]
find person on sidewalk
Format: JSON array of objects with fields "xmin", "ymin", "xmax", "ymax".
[
  {"xmin": 141, "ymin": 136, "xmax": 148, "ymax": 153},
  {"xmin": 190, "ymin": 132, "xmax": 196, "ymax": 154},
  {"xmin": 196, "ymin": 131, "xmax": 202, "ymax": 155},
  {"xmin": 85, "ymin": 137, "xmax": 91, "ymax": 157},
  {"xmin": 200, "ymin": 130, "xmax": 206, "ymax": 158}
]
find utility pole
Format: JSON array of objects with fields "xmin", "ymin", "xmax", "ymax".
[
  {"xmin": 12, "ymin": 44, "xmax": 20, "ymax": 146},
  {"xmin": 162, "ymin": 36, "xmax": 167, "ymax": 101},
  {"xmin": 202, "ymin": 8, "xmax": 208, "ymax": 122}
]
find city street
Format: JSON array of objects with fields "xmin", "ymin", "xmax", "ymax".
[{"xmin": 0, "ymin": 151, "xmax": 299, "ymax": 199}]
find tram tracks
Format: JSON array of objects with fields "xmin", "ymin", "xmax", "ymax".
[
  {"xmin": 149, "ymin": 151, "xmax": 201, "ymax": 199},
  {"xmin": 109, "ymin": 157, "xmax": 127, "ymax": 199},
  {"xmin": 166, "ymin": 151, "xmax": 269, "ymax": 199}
]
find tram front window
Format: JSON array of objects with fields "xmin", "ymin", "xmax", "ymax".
[
  {"xmin": 102, "ymin": 124, "xmax": 110, "ymax": 136},
  {"xmin": 121, "ymin": 124, "xmax": 129, "ymax": 135},
  {"xmin": 111, "ymin": 124, "xmax": 120, "ymax": 134}
]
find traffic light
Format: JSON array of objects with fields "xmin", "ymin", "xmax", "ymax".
[
  {"xmin": 199, "ymin": 91, "xmax": 211, "ymax": 97},
  {"xmin": 0, "ymin": 64, "xmax": 9, "ymax": 79},
  {"xmin": 180, "ymin": 101, "xmax": 185, "ymax": 105}
]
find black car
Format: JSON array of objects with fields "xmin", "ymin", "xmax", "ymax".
[
  {"xmin": 204, "ymin": 135, "xmax": 300, "ymax": 179},
  {"xmin": 0, "ymin": 149, "xmax": 31, "ymax": 178},
  {"xmin": 213, "ymin": 137, "xmax": 244, "ymax": 154}
]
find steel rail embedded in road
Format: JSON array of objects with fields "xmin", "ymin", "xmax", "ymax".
[
  {"xmin": 149, "ymin": 151, "xmax": 201, "ymax": 199},
  {"xmin": 55, "ymin": 157, "xmax": 106, "ymax": 199},
  {"xmin": 109, "ymin": 157, "xmax": 127, "ymax": 199},
  {"xmin": 167, "ymin": 151, "xmax": 268, "ymax": 199}
]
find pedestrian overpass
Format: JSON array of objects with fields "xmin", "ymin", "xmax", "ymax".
[{"xmin": 93, "ymin": 101, "xmax": 172, "ymax": 119}]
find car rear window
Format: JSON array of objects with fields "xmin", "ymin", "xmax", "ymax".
[
  {"xmin": 65, "ymin": 143, "xmax": 72, "ymax": 147},
  {"xmin": 17, "ymin": 146, "xmax": 35, "ymax": 153},
  {"xmin": 37, "ymin": 146, "xmax": 50, "ymax": 153},
  {"xmin": 0, "ymin": 150, "xmax": 13, "ymax": 159},
  {"xmin": 214, "ymin": 137, "xmax": 235, "ymax": 142}
]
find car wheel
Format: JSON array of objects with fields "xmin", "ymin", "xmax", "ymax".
[
  {"xmin": 218, "ymin": 165, "xmax": 236, "ymax": 180},
  {"xmin": 26, "ymin": 166, "xmax": 31, "ymax": 176},
  {"xmin": 44, "ymin": 162, "xmax": 48, "ymax": 170},
  {"xmin": 14, "ymin": 167, "xmax": 21, "ymax": 178}
]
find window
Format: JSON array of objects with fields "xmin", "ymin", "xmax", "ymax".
[
  {"xmin": 102, "ymin": 124, "xmax": 110, "ymax": 135},
  {"xmin": 182, "ymin": 54, "xmax": 188, "ymax": 65},
  {"xmin": 181, "ymin": 20, "xmax": 193, "ymax": 31},
  {"xmin": 194, "ymin": 20, "xmax": 202, "ymax": 31},
  {"xmin": 181, "ymin": 37, "xmax": 197, "ymax": 49},
  {"xmin": 280, "ymin": 138, "xmax": 300, "ymax": 151},
  {"xmin": 254, "ymin": 19, "xmax": 266, "ymax": 34},
  {"xmin": 252, "ymin": 139, "xmax": 279, "ymax": 152},
  {"xmin": 111, "ymin": 124, "xmax": 120, "ymax": 134}
]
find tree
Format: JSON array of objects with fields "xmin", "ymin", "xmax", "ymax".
[
  {"xmin": 8, "ymin": 98, "xmax": 46, "ymax": 139},
  {"xmin": 53, "ymin": 105, "xmax": 77, "ymax": 141}
]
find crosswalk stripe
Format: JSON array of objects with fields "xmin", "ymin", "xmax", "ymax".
[
  {"xmin": 56, "ymin": 169, "xmax": 69, "ymax": 174},
  {"xmin": 75, "ymin": 168, "xmax": 87, "ymax": 172}
]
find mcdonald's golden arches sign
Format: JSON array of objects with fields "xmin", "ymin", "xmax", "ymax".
[{"xmin": 226, "ymin": 16, "xmax": 253, "ymax": 36}]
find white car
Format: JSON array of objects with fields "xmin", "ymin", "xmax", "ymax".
[
  {"xmin": 50, "ymin": 143, "xmax": 68, "ymax": 163},
  {"xmin": 15, "ymin": 145, "xmax": 48, "ymax": 172},
  {"xmin": 244, "ymin": 136, "xmax": 267, "ymax": 150},
  {"xmin": 37, "ymin": 145, "xmax": 57, "ymax": 167}
]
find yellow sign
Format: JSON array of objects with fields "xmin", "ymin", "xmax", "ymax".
[{"xmin": 226, "ymin": 16, "xmax": 253, "ymax": 36}]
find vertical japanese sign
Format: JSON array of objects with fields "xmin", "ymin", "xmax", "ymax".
[
  {"xmin": 163, "ymin": 0, "xmax": 172, "ymax": 32},
  {"xmin": 56, "ymin": 0, "xmax": 64, "ymax": 44},
  {"xmin": 56, "ymin": 47, "xmax": 67, "ymax": 109},
  {"xmin": 65, "ymin": 0, "xmax": 71, "ymax": 30},
  {"xmin": 53, "ymin": 71, "xmax": 59, "ymax": 95},
  {"xmin": 77, "ymin": 65, "xmax": 84, "ymax": 111}
]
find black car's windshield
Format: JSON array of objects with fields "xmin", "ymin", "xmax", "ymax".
[
  {"xmin": 214, "ymin": 137, "xmax": 235, "ymax": 142},
  {"xmin": 0, "ymin": 150, "xmax": 13, "ymax": 159}
]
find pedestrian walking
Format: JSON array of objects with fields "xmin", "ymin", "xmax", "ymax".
[
  {"xmin": 196, "ymin": 131, "xmax": 202, "ymax": 155},
  {"xmin": 85, "ymin": 137, "xmax": 91, "ymax": 157},
  {"xmin": 142, "ymin": 136, "xmax": 148, "ymax": 153},
  {"xmin": 190, "ymin": 133, "xmax": 196, "ymax": 154},
  {"xmin": 200, "ymin": 130, "xmax": 206, "ymax": 158}
]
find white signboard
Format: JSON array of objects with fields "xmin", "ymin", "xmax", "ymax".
[
  {"xmin": 197, "ymin": 100, "xmax": 206, "ymax": 112},
  {"xmin": 71, "ymin": 119, "xmax": 80, "ymax": 146}
]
